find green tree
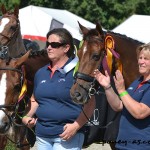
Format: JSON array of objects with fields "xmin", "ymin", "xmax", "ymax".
[
  {"xmin": 1, "ymin": 0, "xmax": 150, "ymax": 30},
  {"xmin": 0, "ymin": 0, "xmax": 20, "ymax": 11}
]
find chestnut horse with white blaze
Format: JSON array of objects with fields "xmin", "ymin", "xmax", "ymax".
[{"xmin": 0, "ymin": 5, "xmax": 26, "ymax": 58}]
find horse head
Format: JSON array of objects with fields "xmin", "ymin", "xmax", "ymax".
[
  {"xmin": 70, "ymin": 22, "xmax": 105, "ymax": 104},
  {"xmin": 0, "ymin": 4, "xmax": 26, "ymax": 58},
  {"xmin": 0, "ymin": 51, "xmax": 30, "ymax": 135}
]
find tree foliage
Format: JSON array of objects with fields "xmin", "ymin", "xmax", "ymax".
[{"xmin": 0, "ymin": 0, "xmax": 150, "ymax": 30}]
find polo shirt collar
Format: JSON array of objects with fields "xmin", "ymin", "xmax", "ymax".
[{"xmin": 47, "ymin": 56, "xmax": 78, "ymax": 74}]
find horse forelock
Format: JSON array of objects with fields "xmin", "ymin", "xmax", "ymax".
[{"xmin": 83, "ymin": 29, "xmax": 103, "ymax": 41}]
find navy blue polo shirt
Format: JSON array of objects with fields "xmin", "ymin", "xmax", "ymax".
[
  {"xmin": 33, "ymin": 58, "xmax": 82, "ymax": 138},
  {"xmin": 116, "ymin": 77, "xmax": 150, "ymax": 150}
]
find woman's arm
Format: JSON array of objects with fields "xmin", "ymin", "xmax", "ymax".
[
  {"xmin": 119, "ymin": 93, "xmax": 150, "ymax": 119},
  {"xmin": 22, "ymin": 94, "xmax": 39, "ymax": 127},
  {"xmin": 114, "ymin": 70, "xmax": 150, "ymax": 119},
  {"xmin": 94, "ymin": 69, "xmax": 123, "ymax": 111}
]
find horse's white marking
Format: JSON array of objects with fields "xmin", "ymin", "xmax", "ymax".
[
  {"xmin": 0, "ymin": 73, "xmax": 7, "ymax": 124},
  {"xmin": 83, "ymin": 45, "xmax": 87, "ymax": 55},
  {"xmin": 0, "ymin": 18, "xmax": 10, "ymax": 33}
]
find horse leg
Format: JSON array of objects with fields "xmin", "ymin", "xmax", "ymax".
[{"xmin": 0, "ymin": 135, "xmax": 7, "ymax": 150}]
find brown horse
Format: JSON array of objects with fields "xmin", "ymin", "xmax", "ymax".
[
  {"xmin": 0, "ymin": 50, "xmax": 49, "ymax": 149},
  {"xmin": 70, "ymin": 22, "xmax": 143, "ymax": 103},
  {"xmin": 0, "ymin": 5, "xmax": 26, "ymax": 58},
  {"xmin": 70, "ymin": 22, "xmax": 143, "ymax": 149}
]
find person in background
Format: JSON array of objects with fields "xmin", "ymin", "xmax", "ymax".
[
  {"xmin": 94, "ymin": 42, "xmax": 150, "ymax": 150},
  {"xmin": 22, "ymin": 28, "xmax": 95, "ymax": 150}
]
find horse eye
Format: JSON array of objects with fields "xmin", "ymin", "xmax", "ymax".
[
  {"xmin": 92, "ymin": 54, "xmax": 100, "ymax": 61},
  {"xmin": 10, "ymin": 26, "xmax": 17, "ymax": 31},
  {"xmin": 14, "ymin": 84, "xmax": 21, "ymax": 91}
]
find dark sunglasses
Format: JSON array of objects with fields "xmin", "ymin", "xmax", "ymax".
[{"xmin": 46, "ymin": 42, "xmax": 66, "ymax": 48}]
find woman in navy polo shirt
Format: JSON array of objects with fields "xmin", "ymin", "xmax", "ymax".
[
  {"xmin": 94, "ymin": 42, "xmax": 150, "ymax": 150},
  {"xmin": 22, "ymin": 28, "xmax": 95, "ymax": 150}
]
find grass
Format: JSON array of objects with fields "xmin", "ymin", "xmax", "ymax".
[{"xmin": 5, "ymin": 141, "xmax": 16, "ymax": 150}]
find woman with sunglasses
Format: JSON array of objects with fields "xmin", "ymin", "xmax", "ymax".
[
  {"xmin": 94, "ymin": 43, "xmax": 150, "ymax": 150},
  {"xmin": 22, "ymin": 28, "xmax": 95, "ymax": 150}
]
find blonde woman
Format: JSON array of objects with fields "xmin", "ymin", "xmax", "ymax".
[{"xmin": 94, "ymin": 43, "xmax": 150, "ymax": 150}]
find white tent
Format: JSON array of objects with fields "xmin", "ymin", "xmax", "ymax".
[
  {"xmin": 19, "ymin": 5, "xmax": 95, "ymax": 44},
  {"xmin": 112, "ymin": 14, "xmax": 150, "ymax": 44}
]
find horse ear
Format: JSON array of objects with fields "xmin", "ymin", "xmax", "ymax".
[
  {"xmin": 1, "ymin": 4, "xmax": 7, "ymax": 15},
  {"xmin": 78, "ymin": 21, "xmax": 89, "ymax": 35},
  {"xmin": 15, "ymin": 51, "xmax": 30, "ymax": 67},
  {"xmin": 14, "ymin": 4, "xmax": 19, "ymax": 18},
  {"xmin": 96, "ymin": 21, "xmax": 104, "ymax": 39}
]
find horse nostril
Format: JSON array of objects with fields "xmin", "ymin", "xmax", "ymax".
[
  {"xmin": 74, "ymin": 92, "xmax": 81, "ymax": 99},
  {"xmin": 0, "ymin": 122, "xmax": 10, "ymax": 133}
]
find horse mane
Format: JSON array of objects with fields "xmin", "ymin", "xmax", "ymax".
[
  {"xmin": 14, "ymin": 49, "xmax": 47, "ymax": 58},
  {"xmin": 29, "ymin": 49, "xmax": 47, "ymax": 57},
  {"xmin": 106, "ymin": 30, "xmax": 144, "ymax": 45}
]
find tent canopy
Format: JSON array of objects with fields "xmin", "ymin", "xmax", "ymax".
[
  {"xmin": 112, "ymin": 14, "xmax": 150, "ymax": 44},
  {"xmin": 19, "ymin": 5, "xmax": 96, "ymax": 43}
]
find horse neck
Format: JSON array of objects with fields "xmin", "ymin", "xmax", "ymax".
[
  {"xmin": 109, "ymin": 33, "xmax": 141, "ymax": 87},
  {"xmin": 25, "ymin": 54, "xmax": 50, "ymax": 97},
  {"xmin": 8, "ymin": 31, "xmax": 26, "ymax": 58}
]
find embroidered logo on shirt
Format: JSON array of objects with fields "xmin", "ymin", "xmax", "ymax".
[
  {"xmin": 139, "ymin": 90, "xmax": 144, "ymax": 93},
  {"xmin": 128, "ymin": 87, "xmax": 133, "ymax": 90},
  {"xmin": 40, "ymin": 80, "xmax": 46, "ymax": 83},
  {"xmin": 58, "ymin": 78, "xmax": 65, "ymax": 82}
]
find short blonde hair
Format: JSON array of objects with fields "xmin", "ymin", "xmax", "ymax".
[{"xmin": 136, "ymin": 42, "xmax": 150, "ymax": 58}]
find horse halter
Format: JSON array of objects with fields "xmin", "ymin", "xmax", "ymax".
[{"xmin": 0, "ymin": 14, "xmax": 20, "ymax": 46}]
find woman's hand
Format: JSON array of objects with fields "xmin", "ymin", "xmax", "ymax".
[
  {"xmin": 22, "ymin": 116, "xmax": 37, "ymax": 128},
  {"xmin": 113, "ymin": 70, "xmax": 125, "ymax": 93},
  {"xmin": 94, "ymin": 69, "xmax": 111, "ymax": 89},
  {"xmin": 59, "ymin": 123, "xmax": 79, "ymax": 140}
]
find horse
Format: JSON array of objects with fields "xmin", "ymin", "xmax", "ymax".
[
  {"xmin": 70, "ymin": 22, "xmax": 143, "ymax": 149},
  {"xmin": 0, "ymin": 4, "xmax": 26, "ymax": 58},
  {"xmin": 0, "ymin": 49, "xmax": 49, "ymax": 149}
]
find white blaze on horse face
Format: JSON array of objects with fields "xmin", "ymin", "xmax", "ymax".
[
  {"xmin": 0, "ymin": 18, "xmax": 10, "ymax": 33},
  {"xmin": 0, "ymin": 73, "xmax": 7, "ymax": 122},
  {"xmin": 83, "ymin": 45, "xmax": 87, "ymax": 55}
]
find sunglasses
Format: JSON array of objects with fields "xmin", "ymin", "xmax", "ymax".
[{"xmin": 46, "ymin": 42, "xmax": 66, "ymax": 48}]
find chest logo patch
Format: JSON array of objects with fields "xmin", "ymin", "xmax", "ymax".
[
  {"xmin": 40, "ymin": 80, "xmax": 46, "ymax": 83},
  {"xmin": 58, "ymin": 78, "xmax": 65, "ymax": 82}
]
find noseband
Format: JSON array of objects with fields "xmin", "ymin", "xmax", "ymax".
[{"xmin": 0, "ymin": 15, "xmax": 20, "ymax": 57}]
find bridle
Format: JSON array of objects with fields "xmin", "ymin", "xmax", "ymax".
[
  {"xmin": 73, "ymin": 36, "xmax": 119, "ymax": 129},
  {"xmin": 0, "ymin": 67, "xmax": 30, "ymax": 148},
  {"xmin": 0, "ymin": 14, "xmax": 20, "ymax": 57},
  {"xmin": 74, "ymin": 37, "xmax": 106, "ymax": 101},
  {"xmin": 0, "ymin": 14, "xmax": 20, "ymax": 44}
]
